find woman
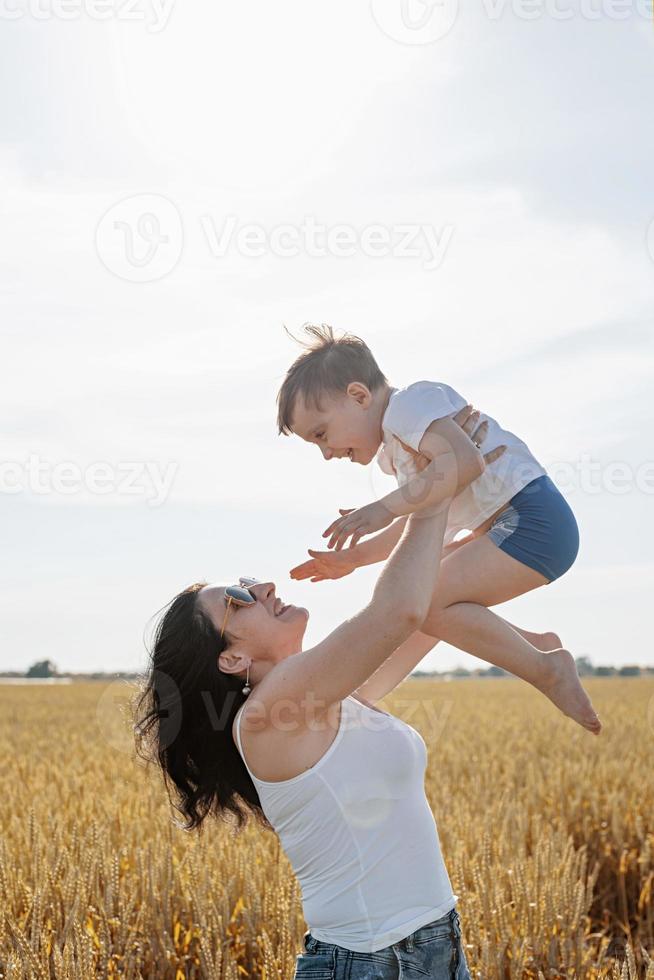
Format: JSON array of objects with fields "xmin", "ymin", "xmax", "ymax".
[{"xmin": 134, "ymin": 415, "xmax": 499, "ymax": 978}]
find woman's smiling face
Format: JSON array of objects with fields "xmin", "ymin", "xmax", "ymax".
[{"xmin": 197, "ymin": 579, "xmax": 309, "ymax": 663}]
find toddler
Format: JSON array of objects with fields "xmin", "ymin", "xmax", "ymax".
[{"xmin": 277, "ymin": 324, "xmax": 601, "ymax": 734}]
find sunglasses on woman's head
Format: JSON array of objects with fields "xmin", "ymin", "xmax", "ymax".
[{"xmin": 220, "ymin": 577, "xmax": 260, "ymax": 638}]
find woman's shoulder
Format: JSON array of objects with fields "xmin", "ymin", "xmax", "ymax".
[
  {"xmin": 232, "ymin": 692, "xmax": 346, "ymax": 783},
  {"xmin": 234, "ymin": 682, "xmax": 343, "ymax": 735}
]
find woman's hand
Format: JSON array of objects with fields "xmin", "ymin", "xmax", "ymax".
[
  {"xmin": 452, "ymin": 403, "xmax": 489, "ymax": 448},
  {"xmin": 397, "ymin": 404, "xmax": 504, "ymax": 479},
  {"xmin": 290, "ymin": 533, "xmax": 360, "ymax": 583}
]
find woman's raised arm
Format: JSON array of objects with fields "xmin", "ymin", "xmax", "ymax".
[{"xmin": 254, "ymin": 498, "xmax": 453, "ymax": 719}]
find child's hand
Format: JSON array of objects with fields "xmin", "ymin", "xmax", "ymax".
[
  {"xmin": 322, "ymin": 501, "xmax": 395, "ymax": 552},
  {"xmin": 290, "ymin": 545, "xmax": 358, "ymax": 583}
]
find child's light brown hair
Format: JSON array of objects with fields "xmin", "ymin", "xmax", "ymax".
[{"xmin": 276, "ymin": 323, "xmax": 388, "ymax": 436}]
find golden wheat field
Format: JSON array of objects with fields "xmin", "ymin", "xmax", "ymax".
[{"xmin": 1, "ymin": 677, "xmax": 653, "ymax": 980}]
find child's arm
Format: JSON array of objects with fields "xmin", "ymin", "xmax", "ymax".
[
  {"xmin": 355, "ymin": 520, "xmax": 477, "ymax": 567},
  {"xmin": 324, "ymin": 418, "xmax": 505, "ymax": 552},
  {"xmin": 289, "ymin": 520, "xmax": 474, "ymax": 584},
  {"xmin": 345, "ymin": 410, "xmax": 488, "ymax": 566},
  {"xmin": 289, "ymin": 521, "xmax": 406, "ymax": 583},
  {"xmin": 351, "ymin": 517, "xmax": 407, "ymax": 566}
]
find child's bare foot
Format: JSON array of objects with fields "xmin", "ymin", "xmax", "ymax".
[
  {"xmin": 539, "ymin": 649, "xmax": 602, "ymax": 735},
  {"xmin": 532, "ymin": 631, "xmax": 562, "ymax": 652}
]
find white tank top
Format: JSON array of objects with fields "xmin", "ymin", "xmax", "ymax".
[{"xmin": 234, "ymin": 694, "xmax": 457, "ymax": 953}]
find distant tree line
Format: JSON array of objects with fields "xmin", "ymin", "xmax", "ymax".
[
  {"xmin": 23, "ymin": 659, "xmax": 59, "ymax": 678},
  {"xmin": 411, "ymin": 656, "xmax": 652, "ymax": 678},
  {"xmin": 0, "ymin": 660, "xmax": 141, "ymax": 681},
  {"xmin": 0, "ymin": 657, "xmax": 650, "ymax": 682}
]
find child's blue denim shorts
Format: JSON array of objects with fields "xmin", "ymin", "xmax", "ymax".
[
  {"xmin": 293, "ymin": 906, "xmax": 471, "ymax": 979},
  {"xmin": 486, "ymin": 474, "xmax": 579, "ymax": 583}
]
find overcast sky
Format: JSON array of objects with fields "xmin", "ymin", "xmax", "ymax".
[{"xmin": 1, "ymin": 1, "xmax": 653, "ymax": 674}]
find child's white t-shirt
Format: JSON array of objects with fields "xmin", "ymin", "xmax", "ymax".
[{"xmin": 376, "ymin": 381, "xmax": 546, "ymax": 546}]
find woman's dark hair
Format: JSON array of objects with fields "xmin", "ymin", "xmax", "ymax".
[{"xmin": 132, "ymin": 582, "xmax": 272, "ymax": 836}]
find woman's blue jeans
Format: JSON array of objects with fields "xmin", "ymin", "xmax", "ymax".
[{"xmin": 293, "ymin": 907, "xmax": 472, "ymax": 978}]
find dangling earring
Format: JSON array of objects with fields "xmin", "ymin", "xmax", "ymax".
[{"xmin": 242, "ymin": 663, "xmax": 251, "ymax": 696}]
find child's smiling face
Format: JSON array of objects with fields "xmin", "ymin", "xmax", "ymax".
[{"xmin": 290, "ymin": 382, "xmax": 389, "ymax": 466}]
